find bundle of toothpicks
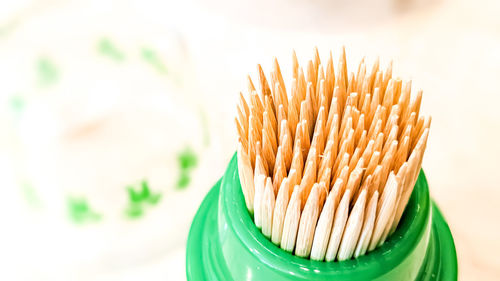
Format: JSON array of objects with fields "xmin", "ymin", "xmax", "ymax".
[{"xmin": 235, "ymin": 47, "xmax": 430, "ymax": 262}]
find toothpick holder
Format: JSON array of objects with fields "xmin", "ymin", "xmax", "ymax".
[{"xmin": 186, "ymin": 153, "xmax": 457, "ymax": 280}]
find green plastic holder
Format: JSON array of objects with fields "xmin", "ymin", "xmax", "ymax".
[{"xmin": 186, "ymin": 153, "xmax": 457, "ymax": 280}]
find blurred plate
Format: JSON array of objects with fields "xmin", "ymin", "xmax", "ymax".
[{"xmin": 0, "ymin": 1, "xmax": 224, "ymax": 279}]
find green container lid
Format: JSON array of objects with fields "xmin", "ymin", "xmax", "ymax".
[{"xmin": 186, "ymin": 153, "xmax": 457, "ymax": 280}]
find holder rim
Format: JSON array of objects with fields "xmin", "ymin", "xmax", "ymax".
[
  {"xmin": 222, "ymin": 153, "xmax": 429, "ymax": 279},
  {"xmin": 186, "ymin": 153, "xmax": 458, "ymax": 280}
]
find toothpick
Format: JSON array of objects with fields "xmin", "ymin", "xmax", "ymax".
[
  {"xmin": 325, "ymin": 189, "xmax": 351, "ymax": 262},
  {"xmin": 263, "ymin": 111, "xmax": 277, "ymax": 152},
  {"xmin": 272, "ymin": 178, "xmax": 292, "ymax": 245},
  {"xmin": 369, "ymin": 172, "xmax": 398, "ymax": 251},
  {"xmin": 290, "ymin": 147, "xmax": 304, "ymax": 180},
  {"xmin": 382, "ymin": 60, "xmax": 393, "ymax": 93},
  {"xmin": 281, "ymin": 125, "xmax": 293, "ymax": 170},
  {"xmin": 288, "ymin": 169, "xmax": 300, "ymax": 190},
  {"xmin": 264, "ymin": 95, "xmax": 277, "ymax": 131},
  {"xmin": 299, "ymin": 159, "xmax": 317, "ymax": 209},
  {"xmin": 262, "ymin": 177, "xmax": 275, "ymax": 238},
  {"xmin": 281, "ymin": 187, "xmax": 302, "ymax": 252},
  {"xmin": 365, "ymin": 151, "xmax": 381, "ymax": 179},
  {"xmin": 289, "ymin": 80, "xmax": 301, "ymax": 139},
  {"xmin": 332, "ymin": 153, "xmax": 350, "ymax": 180},
  {"xmin": 262, "ymin": 127, "xmax": 276, "ymax": 172},
  {"xmin": 292, "ymin": 50, "xmax": 299, "ymax": 80},
  {"xmin": 296, "ymin": 184, "xmax": 321, "ymax": 257},
  {"xmin": 273, "ymin": 57, "xmax": 287, "ymax": 95},
  {"xmin": 338, "ymin": 188, "xmax": 367, "ymax": 261},
  {"xmin": 274, "ymin": 83, "xmax": 288, "ymax": 119},
  {"xmin": 258, "ymin": 64, "xmax": 271, "ymax": 98},
  {"xmin": 253, "ymin": 174, "xmax": 266, "ymax": 229},
  {"xmin": 273, "ymin": 147, "xmax": 287, "ymax": 194},
  {"xmin": 356, "ymin": 62, "xmax": 366, "ymax": 94},
  {"xmin": 307, "ymin": 61, "xmax": 317, "ymax": 110},
  {"xmin": 238, "ymin": 143, "xmax": 255, "ymax": 213},
  {"xmin": 310, "ymin": 181, "xmax": 340, "ymax": 261},
  {"xmin": 389, "ymin": 163, "xmax": 408, "ymax": 234},
  {"xmin": 325, "ymin": 51, "xmax": 335, "ymax": 102},
  {"xmin": 354, "ymin": 190, "xmax": 378, "ymax": 257}
]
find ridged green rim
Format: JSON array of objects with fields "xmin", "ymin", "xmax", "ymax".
[
  {"xmin": 221, "ymin": 153, "xmax": 429, "ymax": 279},
  {"xmin": 186, "ymin": 153, "xmax": 458, "ymax": 280}
]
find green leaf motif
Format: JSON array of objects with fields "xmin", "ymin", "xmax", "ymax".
[
  {"xmin": 10, "ymin": 94, "xmax": 25, "ymax": 113},
  {"xmin": 67, "ymin": 197, "xmax": 101, "ymax": 224},
  {"xmin": 21, "ymin": 183, "xmax": 42, "ymax": 208},
  {"xmin": 176, "ymin": 146, "xmax": 198, "ymax": 190},
  {"xmin": 141, "ymin": 47, "xmax": 167, "ymax": 74},
  {"xmin": 125, "ymin": 204, "xmax": 143, "ymax": 218},
  {"xmin": 124, "ymin": 180, "xmax": 162, "ymax": 219},
  {"xmin": 98, "ymin": 38, "xmax": 125, "ymax": 62},
  {"xmin": 177, "ymin": 172, "xmax": 191, "ymax": 189},
  {"xmin": 37, "ymin": 57, "xmax": 59, "ymax": 87},
  {"xmin": 147, "ymin": 193, "xmax": 162, "ymax": 205}
]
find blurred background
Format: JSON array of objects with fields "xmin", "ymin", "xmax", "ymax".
[{"xmin": 0, "ymin": 0, "xmax": 499, "ymax": 280}]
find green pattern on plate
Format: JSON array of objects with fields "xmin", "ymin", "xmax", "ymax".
[
  {"xmin": 9, "ymin": 94, "xmax": 25, "ymax": 113},
  {"xmin": 176, "ymin": 146, "xmax": 198, "ymax": 189},
  {"xmin": 4, "ymin": 33, "xmax": 203, "ymax": 223},
  {"xmin": 21, "ymin": 182, "xmax": 42, "ymax": 208},
  {"xmin": 37, "ymin": 57, "xmax": 59, "ymax": 86},
  {"xmin": 124, "ymin": 180, "xmax": 162, "ymax": 219},
  {"xmin": 141, "ymin": 47, "xmax": 167, "ymax": 74},
  {"xmin": 67, "ymin": 197, "xmax": 102, "ymax": 224},
  {"xmin": 98, "ymin": 38, "xmax": 125, "ymax": 62}
]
